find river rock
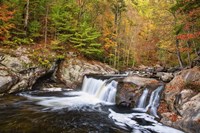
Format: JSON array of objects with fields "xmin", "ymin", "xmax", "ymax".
[
  {"xmin": 156, "ymin": 72, "xmax": 174, "ymax": 82},
  {"xmin": 123, "ymin": 76, "xmax": 159, "ymax": 87},
  {"xmin": 116, "ymin": 76, "xmax": 160, "ymax": 108},
  {"xmin": 55, "ymin": 58, "xmax": 117, "ymax": 88},
  {"xmin": 160, "ymin": 66, "xmax": 200, "ymax": 133}
]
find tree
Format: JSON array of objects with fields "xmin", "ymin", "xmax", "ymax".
[
  {"xmin": 70, "ymin": 22, "xmax": 103, "ymax": 59},
  {"xmin": 171, "ymin": 0, "xmax": 200, "ymax": 67},
  {"xmin": 0, "ymin": 2, "xmax": 15, "ymax": 45}
]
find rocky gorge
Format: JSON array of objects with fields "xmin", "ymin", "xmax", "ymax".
[{"xmin": 0, "ymin": 49, "xmax": 199, "ymax": 133}]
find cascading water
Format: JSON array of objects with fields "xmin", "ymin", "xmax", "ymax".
[
  {"xmin": 133, "ymin": 86, "xmax": 164, "ymax": 118},
  {"xmin": 137, "ymin": 88, "xmax": 149, "ymax": 108},
  {"xmin": 11, "ymin": 75, "xmax": 184, "ymax": 133},
  {"xmin": 81, "ymin": 76, "xmax": 118, "ymax": 104}
]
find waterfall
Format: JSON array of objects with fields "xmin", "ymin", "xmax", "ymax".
[
  {"xmin": 133, "ymin": 86, "xmax": 163, "ymax": 118},
  {"xmin": 81, "ymin": 76, "xmax": 118, "ymax": 104},
  {"xmin": 146, "ymin": 86, "xmax": 163, "ymax": 117},
  {"xmin": 136, "ymin": 88, "xmax": 149, "ymax": 108}
]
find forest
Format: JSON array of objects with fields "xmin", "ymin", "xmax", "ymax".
[{"xmin": 0, "ymin": 0, "xmax": 200, "ymax": 69}]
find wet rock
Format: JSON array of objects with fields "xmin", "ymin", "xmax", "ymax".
[
  {"xmin": 116, "ymin": 76, "xmax": 160, "ymax": 108},
  {"xmin": 116, "ymin": 82, "xmax": 141, "ymax": 107},
  {"xmin": 54, "ymin": 58, "xmax": 117, "ymax": 88}
]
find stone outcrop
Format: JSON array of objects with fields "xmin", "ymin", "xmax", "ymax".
[
  {"xmin": 0, "ymin": 48, "xmax": 51, "ymax": 95},
  {"xmin": 160, "ymin": 66, "xmax": 200, "ymax": 133},
  {"xmin": 54, "ymin": 58, "xmax": 117, "ymax": 88},
  {"xmin": 116, "ymin": 76, "xmax": 160, "ymax": 108},
  {"xmin": 0, "ymin": 66, "xmax": 19, "ymax": 94}
]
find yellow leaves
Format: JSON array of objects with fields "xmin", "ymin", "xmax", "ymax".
[{"xmin": 103, "ymin": 38, "xmax": 117, "ymax": 50}]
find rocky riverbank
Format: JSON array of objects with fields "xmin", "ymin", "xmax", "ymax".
[
  {"xmin": 117, "ymin": 66, "xmax": 200, "ymax": 133},
  {"xmin": 0, "ymin": 49, "xmax": 117, "ymax": 95},
  {"xmin": 0, "ymin": 49, "xmax": 199, "ymax": 133},
  {"xmin": 159, "ymin": 66, "xmax": 200, "ymax": 133}
]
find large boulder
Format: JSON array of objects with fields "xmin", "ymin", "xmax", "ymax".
[
  {"xmin": 0, "ymin": 48, "xmax": 54, "ymax": 95},
  {"xmin": 54, "ymin": 58, "xmax": 117, "ymax": 88},
  {"xmin": 116, "ymin": 76, "xmax": 160, "ymax": 108},
  {"xmin": 123, "ymin": 76, "xmax": 160, "ymax": 87},
  {"xmin": 8, "ymin": 67, "xmax": 47, "ymax": 93},
  {"xmin": 160, "ymin": 66, "xmax": 200, "ymax": 133}
]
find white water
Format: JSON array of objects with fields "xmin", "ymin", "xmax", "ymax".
[
  {"xmin": 134, "ymin": 86, "xmax": 163, "ymax": 118},
  {"xmin": 82, "ymin": 76, "xmax": 118, "ymax": 104},
  {"xmin": 19, "ymin": 91, "xmax": 102, "ymax": 110},
  {"xmin": 19, "ymin": 78, "xmax": 185, "ymax": 133},
  {"xmin": 137, "ymin": 88, "xmax": 149, "ymax": 108},
  {"xmin": 109, "ymin": 109, "xmax": 184, "ymax": 133},
  {"xmin": 20, "ymin": 76, "xmax": 118, "ymax": 110}
]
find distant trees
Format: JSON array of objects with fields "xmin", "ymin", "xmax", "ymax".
[
  {"xmin": 0, "ymin": 1, "xmax": 15, "ymax": 44},
  {"xmin": 0, "ymin": 0, "xmax": 199, "ymax": 68},
  {"xmin": 171, "ymin": 0, "xmax": 200, "ymax": 67}
]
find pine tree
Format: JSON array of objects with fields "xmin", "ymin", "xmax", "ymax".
[{"xmin": 70, "ymin": 22, "xmax": 102, "ymax": 59}]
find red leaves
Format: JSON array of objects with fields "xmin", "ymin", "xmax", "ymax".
[
  {"xmin": 0, "ymin": 5, "xmax": 15, "ymax": 22},
  {"xmin": 176, "ymin": 31, "xmax": 200, "ymax": 40},
  {"xmin": 169, "ymin": 113, "xmax": 178, "ymax": 122},
  {"xmin": 0, "ymin": 4, "xmax": 15, "ymax": 42}
]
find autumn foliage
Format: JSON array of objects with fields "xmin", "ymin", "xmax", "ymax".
[
  {"xmin": 0, "ymin": 4, "xmax": 14, "ymax": 42},
  {"xmin": 0, "ymin": 0, "xmax": 200, "ymax": 68}
]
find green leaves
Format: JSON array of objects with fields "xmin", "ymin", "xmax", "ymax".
[{"xmin": 70, "ymin": 22, "xmax": 102, "ymax": 59}]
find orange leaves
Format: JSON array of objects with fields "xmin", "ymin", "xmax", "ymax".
[
  {"xmin": 103, "ymin": 38, "xmax": 117, "ymax": 51},
  {"xmin": 176, "ymin": 31, "xmax": 200, "ymax": 40},
  {"xmin": 0, "ymin": 4, "xmax": 15, "ymax": 42},
  {"xmin": 169, "ymin": 113, "xmax": 178, "ymax": 122},
  {"xmin": 0, "ymin": 5, "xmax": 15, "ymax": 22}
]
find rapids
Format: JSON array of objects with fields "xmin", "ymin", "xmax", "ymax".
[{"xmin": 0, "ymin": 76, "xmax": 184, "ymax": 133}]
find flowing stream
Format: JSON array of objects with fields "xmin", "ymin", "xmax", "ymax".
[{"xmin": 0, "ymin": 76, "xmax": 184, "ymax": 133}]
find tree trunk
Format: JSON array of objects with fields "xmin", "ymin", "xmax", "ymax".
[
  {"xmin": 172, "ymin": 12, "xmax": 184, "ymax": 68},
  {"xmin": 175, "ymin": 39, "xmax": 184, "ymax": 68},
  {"xmin": 186, "ymin": 41, "xmax": 192, "ymax": 67},
  {"xmin": 44, "ymin": 5, "xmax": 49, "ymax": 46},
  {"xmin": 24, "ymin": 0, "xmax": 29, "ymax": 34},
  {"xmin": 114, "ymin": 48, "xmax": 117, "ymax": 68}
]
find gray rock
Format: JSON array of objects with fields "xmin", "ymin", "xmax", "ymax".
[
  {"xmin": 54, "ymin": 58, "xmax": 117, "ymax": 88},
  {"xmin": 0, "ymin": 49, "xmax": 51, "ymax": 94},
  {"xmin": 0, "ymin": 66, "xmax": 19, "ymax": 93},
  {"xmin": 161, "ymin": 73, "xmax": 174, "ymax": 82},
  {"xmin": 123, "ymin": 76, "xmax": 159, "ymax": 87},
  {"xmin": 0, "ymin": 54, "xmax": 25, "ymax": 72},
  {"xmin": 161, "ymin": 66, "xmax": 200, "ymax": 133},
  {"xmin": 116, "ymin": 76, "xmax": 160, "ymax": 108}
]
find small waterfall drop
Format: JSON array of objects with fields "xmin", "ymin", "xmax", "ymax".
[
  {"xmin": 81, "ymin": 76, "xmax": 118, "ymax": 104},
  {"xmin": 134, "ymin": 86, "xmax": 163, "ymax": 117},
  {"xmin": 146, "ymin": 86, "xmax": 163, "ymax": 117},
  {"xmin": 137, "ymin": 88, "xmax": 149, "ymax": 108}
]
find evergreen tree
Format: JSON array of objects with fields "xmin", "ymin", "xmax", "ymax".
[{"xmin": 70, "ymin": 22, "xmax": 102, "ymax": 59}]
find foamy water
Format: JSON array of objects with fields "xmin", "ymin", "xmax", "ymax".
[
  {"xmin": 19, "ymin": 86, "xmax": 184, "ymax": 133},
  {"xmin": 109, "ymin": 109, "xmax": 184, "ymax": 133},
  {"xmin": 19, "ymin": 89, "xmax": 113, "ymax": 111}
]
